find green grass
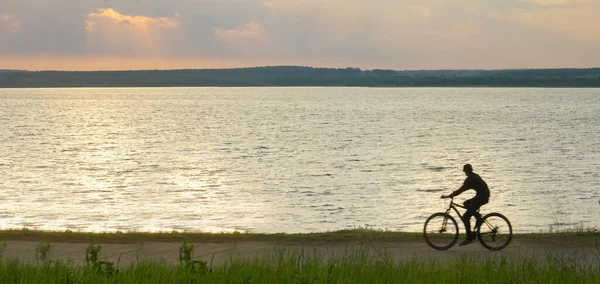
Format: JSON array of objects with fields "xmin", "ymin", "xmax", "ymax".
[
  {"xmin": 0, "ymin": 228, "xmax": 423, "ymax": 243},
  {"xmin": 1, "ymin": 253, "xmax": 598, "ymax": 284},
  {"xmin": 1, "ymin": 228, "xmax": 599, "ymax": 283},
  {"xmin": 1, "ymin": 228, "xmax": 598, "ymax": 244}
]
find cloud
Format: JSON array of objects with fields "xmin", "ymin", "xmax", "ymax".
[
  {"xmin": 85, "ymin": 8, "xmax": 181, "ymax": 31},
  {"xmin": 410, "ymin": 5, "xmax": 432, "ymax": 18},
  {"xmin": 213, "ymin": 21, "xmax": 267, "ymax": 41},
  {"xmin": 253, "ymin": 0, "xmax": 441, "ymax": 60},
  {"xmin": 1, "ymin": 0, "xmax": 600, "ymax": 70},
  {"xmin": 254, "ymin": 0, "xmax": 490, "ymax": 47},
  {"xmin": 518, "ymin": 0, "xmax": 592, "ymax": 6},
  {"xmin": 0, "ymin": 13, "xmax": 20, "ymax": 34},
  {"xmin": 84, "ymin": 8, "xmax": 182, "ymax": 56},
  {"xmin": 491, "ymin": 3, "xmax": 600, "ymax": 44},
  {"xmin": 520, "ymin": 0, "xmax": 571, "ymax": 5}
]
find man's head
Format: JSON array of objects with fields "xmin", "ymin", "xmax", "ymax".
[{"xmin": 463, "ymin": 164, "xmax": 473, "ymax": 175}]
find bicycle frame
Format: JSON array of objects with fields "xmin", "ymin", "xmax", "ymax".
[{"xmin": 444, "ymin": 197, "xmax": 485, "ymax": 232}]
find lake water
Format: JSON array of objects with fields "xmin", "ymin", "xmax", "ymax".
[{"xmin": 0, "ymin": 87, "xmax": 599, "ymax": 234}]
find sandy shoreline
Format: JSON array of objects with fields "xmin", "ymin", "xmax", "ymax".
[{"xmin": 1, "ymin": 234, "xmax": 598, "ymax": 268}]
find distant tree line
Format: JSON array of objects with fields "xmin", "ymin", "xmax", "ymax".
[{"xmin": 1, "ymin": 66, "xmax": 599, "ymax": 88}]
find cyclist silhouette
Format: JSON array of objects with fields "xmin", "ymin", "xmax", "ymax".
[{"xmin": 441, "ymin": 164, "xmax": 490, "ymax": 246}]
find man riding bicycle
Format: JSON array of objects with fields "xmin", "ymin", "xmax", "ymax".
[{"xmin": 441, "ymin": 164, "xmax": 490, "ymax": 246}]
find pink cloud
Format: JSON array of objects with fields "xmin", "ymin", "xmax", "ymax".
[
  {"xmin": 491, "ymin": 5, "xmax": 600, "ymax": 44},
  {"xmin": 84, "ymin": 8, "xmax": 182, "ymax": 55},
  {"xmin": 213, "ymin": 21, "xmax": 267, "ymax": 41},
  {"xmin": 0, "ymin": 13, "xmax": 20, "ymax": 34},
  {"xmin": 85, "ymin": 8, "xmax": 180, "ymax": 31}
]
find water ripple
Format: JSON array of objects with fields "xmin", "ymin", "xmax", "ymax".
[{"xmin": 1, "ymin": 87, "xmax": 599, "ymax": 233}]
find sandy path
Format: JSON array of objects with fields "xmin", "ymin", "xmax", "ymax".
[{"xmin": 2, "ymin": 237, "xmax": 598, "ymax": 268}]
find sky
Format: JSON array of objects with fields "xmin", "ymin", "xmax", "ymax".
[{"xmin": 1, "ymin": 0, "xmax": 599, "ymax": 71}]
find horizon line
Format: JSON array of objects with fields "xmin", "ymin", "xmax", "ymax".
[{"xmin": 2, "ymin": 65, "xmax": 600, "ymax": 73}]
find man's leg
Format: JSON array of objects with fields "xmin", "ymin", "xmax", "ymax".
[{"xmin": 459, "ymin": 200, "xmax": 478, "ymax": 246}]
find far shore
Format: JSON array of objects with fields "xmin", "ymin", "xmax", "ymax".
[{"xmin": 2, "ymin": 66, "xmax": 600, "ymax": 88}]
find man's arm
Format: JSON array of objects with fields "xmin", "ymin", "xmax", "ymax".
[
  {"xmin": 442, "ymin": 178, "xmax": 471, "ymax": 198},
  {"xmin": 447, "ymin": 186, "xmax": 468, "ymax": 198}
]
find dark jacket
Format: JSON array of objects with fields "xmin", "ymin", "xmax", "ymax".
[{"xmin": 451, "ymin": 173, "xmax": 490, "ymax": 204}]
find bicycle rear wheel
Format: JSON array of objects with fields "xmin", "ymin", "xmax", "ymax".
[
  {"xmin": 423, "ymin": 212, "xmax": 459, "ymax": 250},
  {"xmin": 477, "ymin": 212, "xmax": 512, "ymax": 251}
]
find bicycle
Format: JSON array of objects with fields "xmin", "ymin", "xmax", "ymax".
[{"xmin": 423, "ymin": 197, "xmax": 513, "ymax": 251}]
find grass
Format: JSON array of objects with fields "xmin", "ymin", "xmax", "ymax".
[
  {"xmin": 0, "ymin": 228, "xmax": 423, "ymax": 243},
  {"xmin": 0, "ymin": 252, "xmax": 598, "ymax": 283},
  {"xmin": 517, "ymin": 226, "xmax": 600, "ymax": 247},
  {"xmin": 1, "ymin": 227, "xmax": 597, "ymax": 244},
  {"xmin": 0, "ymin": 228, "xmax": 598, "ymax": 283}
]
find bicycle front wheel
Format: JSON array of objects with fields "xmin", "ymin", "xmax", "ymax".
[
  {"xmin": 423, "ymin": 213, "xmax": 459, "ymax": 250},
  {"xmin": 477, "ymin": 212, "xmax": 513, "ymax": 251}
]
